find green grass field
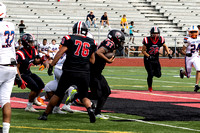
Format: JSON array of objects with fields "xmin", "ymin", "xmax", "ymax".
[{"xmin": 1, "ymin": 66, "xmax": 200, "ymax": 133}]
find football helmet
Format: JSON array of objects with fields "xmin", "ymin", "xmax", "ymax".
[
  {"xmin": 150, "ymin": 27, "xmax": 160, "ymax": 40},
  {"xmin": 72, "ymin": 21, "xmax": 88, "ymax": 36},
  {"xmin": 21, "ymin": 33, "xmax": 35, "ymax": 49},
  {"xmin": 188, "ymin": 25, "xmax": 199, "ymax": 39},
  {"xmin": 0, "ymin": 2, "xmax": 6, "ymax": 18},
  {"xmin": 107, "ymin": 30, "xmax": 125, "ymax": 48}
]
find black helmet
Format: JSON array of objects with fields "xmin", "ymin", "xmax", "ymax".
[
  {"xmin": 21, "ymin": 33, "xmax": 35, "ymax": 49},
  {"xmin": 107, "ymin": 30, "xmax": 125, "ymax": 48},
  {"xmin": 150, "ymin": 27, "xmax": 160, "ymax": 35},
  {"xmin": 72, "ymin": 21, "xmax": 88, "ymax": 36}
]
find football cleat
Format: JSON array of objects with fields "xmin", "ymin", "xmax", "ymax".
[
  {"xmin": 33, "ymin": 97, "xmax": 42, "ymax": 106},
  {"xmin": 65, "ymin": 89, "xmax": 78, "ymax": 105},
  {"xmin": 25, "ymin": 106, "xmax": 39, "ymax": 112},
  {"xmin": 194, "ymin": 85, "xmax": 199, "ymax": 92},
  {"xmin": 38, "ymin": 114, "xmax": 47, "ymax": 120},
  {"xmin": 61, "ymin": 104, "xmax": 74, "ymax": 113},
  {"xmin": 180, "ymin": 68, "xmax": 184, "ymax": 79},
  {"xmin": 87, "ymin": 108, "xmax": 96, "ymax": 123},
  {"xmin": 96, "ymin": 114, "xmax": 109, "ymax": 120},
  {"xmin": 148, "ymin": 87, "xmax": 152, "ymax": 92},
  {"xmin": 37, "ymin": 96, "xmax": 46, "ymax": 105},
  {"xmin": 52, "ymin": 107, "xmax": 67, "ymax": 114}
]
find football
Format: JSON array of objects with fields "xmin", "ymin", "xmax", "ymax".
[{"xmin": 105, "ymin": 52, "xmax": 115, "ymax": 59}]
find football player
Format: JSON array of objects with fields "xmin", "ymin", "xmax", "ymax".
[
  {"xmin": 142, "ymin": 27, "xmax": 172, "ymax": 92},
  {"xmin": 0, "ymin": 2, "xmax": 26, "ymax": 133},
  {"xmin": 49, "ymin": 39, "xmax": 59, "ymax": 59},
  {"xmin": 38, "ymin": 21, "xmax": 97, "ymax": 123},
  {"xmin": 180, "ymin": 26, "xmax": 200, "ymax": 92},
  {"xmin": 64, "ymin": 30, "xmax": 125, "ymax": 119},
  {"xmin": 16, "ymin": 33, "xmax": 45, "ymax": 112}
]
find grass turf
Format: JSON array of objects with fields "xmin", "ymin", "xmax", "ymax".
[{"xmin": 1, "ymin": 66, "xmax": 200, "ymax": 133}]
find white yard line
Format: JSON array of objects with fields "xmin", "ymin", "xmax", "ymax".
[
  {"xmin": 106, "ymin": 76, "xmax": 194, "ymax": 85},
  {"xmin": 112, "ymin": 90, "xmax": 200, "ymax": 101}
]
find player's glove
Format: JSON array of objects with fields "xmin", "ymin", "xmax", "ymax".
[
  {"xmin": 168, "ymin": 54, "xmax": 172, "ymax": 59},
  {"xmin": 20, "ymin": 79, "xmax": 27, "ymax": 89},
  {"xmin": 186, "ymin": 53, "xmax": 192, "ymax": 57},
  {"xmin": 39, "ymin": 64, "xmax": 45, "ymax": 71},
  {"xmin": 148, "ymin": 56, "xmax": 155, "ymax": 61},
  {"xmin": 14, "ymin": 74, "xmax": 27, "ymax": 89},
  {"xmin": 48, "ymin": 64, "xmax": 53, "ymax": 76}
]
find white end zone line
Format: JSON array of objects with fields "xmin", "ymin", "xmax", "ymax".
[{"xmin": 10, "ymin": 99, "xmax": 200, "ymax": 132}]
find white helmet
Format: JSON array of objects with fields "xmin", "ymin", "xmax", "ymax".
[
  {"xmin": 188, "ymin": 25, "xmax": 199, "ymax": 39},
  {"xmin": 188, "ymin": 25, "xmax": 198, "ymax": 32},
  {"xmin": 0, "ymin": 2, "xmax": 6, "ymax": 18}
]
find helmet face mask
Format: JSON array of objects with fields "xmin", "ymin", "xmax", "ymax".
[
  {"xmin": 21, "ymin": 33, "xmax": 35, "ymax": 49},
  {"xmin": 150, "ymin": 27, "xmax": 160, "ymax": 40},
  {"xmin": 188, "ymin": 26, "xmax": 199, "ymax": 39},
  {"xmin": 0, "ymin": 2, "xmax": 6, "ymax": 19},
  {"xmin": 107, "ymin": 30, "xmax": 125, "ymax": 49},
  {"xmin": 73, "ymin": 21, "xmax": 88, "ymax": 36}
]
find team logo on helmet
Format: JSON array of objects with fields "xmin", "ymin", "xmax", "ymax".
[{"xmin": 115, "ymin": 32, "xmax": 122, "ymax": 39}]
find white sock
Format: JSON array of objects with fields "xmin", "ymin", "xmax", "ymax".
[
  {"xmin": 108, "ymin": 25, "xmax": 111, "ymax": 29},
  {"xmin": 3, "ymin": 122, "xmax": 10, "ymax": 133},
  {"xmin": 27, "ymin": 102, "xmax": 33, "ymax": 108}
]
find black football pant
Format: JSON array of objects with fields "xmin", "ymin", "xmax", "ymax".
[
  {"xmin": 89, "ymin": 74, "xmax": 111, "ymax": 115},
  {"xmin": 144, "ymin": 58, "xmax": 161, "ymax": 88},
  {"xmin": 21, "ymin": 73, "xmax": 44, "ymax": 91}
]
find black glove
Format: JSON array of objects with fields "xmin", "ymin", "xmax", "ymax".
[
  {"xmin": 48, "ymin": 64, "xmax": 53, "ymax": 76},
  {"xmin": 168, "ymin": 54, "xmax": 172, "ymax": 59},
  {"xmin": 148, "ymin": 56, "xmax": 155, "ymax": 61},
  {"xmin": 14, "ymin": 74, "xmax": 22, "ymax": 87},
  {"xmin": 186, "ymin": 53, "xmax": 192, "ymax": 57}
]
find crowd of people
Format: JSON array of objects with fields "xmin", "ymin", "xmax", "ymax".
[{"xmin": 1, "ymin": 1, "xmax": 200, "ymax": 133}]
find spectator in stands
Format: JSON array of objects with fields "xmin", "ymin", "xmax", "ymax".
[
  {"xmin": 121, "ymin": 28, "xmax": 129, "ymax": 37},
  {"xmin": 18, "ymin": 20, "xmax": 26, "ymax": 37},
  {"xmin": 86, "ymin": 11, "xmax": 97, "ymax": 28},
  {"xmin": 129, "ymin": 21, "xmax": 139, "ymax": 44},
  {"xmin": 100, "ymin": 12, "xmax": 111, "ymax": 30},
  {"xmin": 120, "ymin": 14, "xmax": 128, "ymax": 29}
]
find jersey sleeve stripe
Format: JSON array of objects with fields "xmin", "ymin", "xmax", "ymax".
[
  {"xmin": 161, "ymin": 36, "xmax": 165, "ymax": 43},
  {"xmin": 16, "ymin": 51, "xmax": 25, "ymax": 60},
  {"xmin": 64, "ymin": 35, "xmax": 71, "ymax": 40},
  {"xmin": 34, "ymin": 49, "xmax": 38, "ymax": 55},
  {"xmin": 94, "ymin": 40, "xmax": 98, "ymax": 46},
  {"xmin": 144, "ymin": 37, "xmax": 148, "ymax": 44}
]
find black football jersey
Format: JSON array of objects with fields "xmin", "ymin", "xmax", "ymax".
[
  {"xmin": 16, "ymin": 48, "xmax": 38, "ymax": 74},
  {"xmin": 90, "ymin": 39, "xmax": 115, "ymax": 75},
  {"xmin": 61, "ymin": 35, "xmax": 97, "ymax": 73},
  {"xmin": 142, "ymin": 36, "xmax": 165, "ymax": 58}
]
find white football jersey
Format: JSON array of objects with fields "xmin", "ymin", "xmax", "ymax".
[
  {"xmin": 184, "ymin": 36, "xmax": 200, "ymax": 57},
  {"xmin": 0, "ymin": 21, "xmax": 16, "ymax": 64},
  {"xmin": 38, "ymin": 43, "xmax": 50, "ymax": 54},
  {"xmin": 55, "ymin": 53, "xmax": 66, "ymax": 70},
  {"xmin": 49, "ymin": 44, "xmax": 59, "ymax": 52}
]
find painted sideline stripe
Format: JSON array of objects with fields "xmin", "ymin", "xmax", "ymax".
[
  {"xmin": 112, "ymin": 90, "xmax": 200, "ymax": 101},
  {"xmin": 0, "ymin": 125, "xmax": 135, "ymax": 133}
]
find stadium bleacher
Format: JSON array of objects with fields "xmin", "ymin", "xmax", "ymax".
[{"xmin": 2, "ymin": 0, "xmax": 199, "ymax": 47}]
